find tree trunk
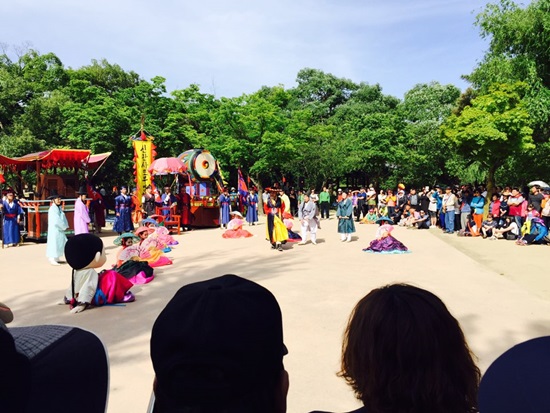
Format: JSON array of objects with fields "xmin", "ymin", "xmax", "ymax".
[{"xmin": 484, "ymin": 164, "xmax": 497, "ymax": 217}]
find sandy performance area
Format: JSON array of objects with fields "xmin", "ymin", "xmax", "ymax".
[{"xmin": 3, "ymin": 216, "xmax": 550, "ymax": 413}]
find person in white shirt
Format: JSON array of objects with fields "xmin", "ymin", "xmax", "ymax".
[{"xmin": 442, "ymin": 186, "xmax": 457, "ymax": 234}]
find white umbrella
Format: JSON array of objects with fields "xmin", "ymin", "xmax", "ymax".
[{"xmin": 528, "ymin": 180, "xmax": 549, "ymax": 187}]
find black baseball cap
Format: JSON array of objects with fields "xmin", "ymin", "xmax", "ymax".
[
  {"xmin": 479, "ymin": 336, "xmax": 550, "ymax": 413},
  {"xmin": 150, "ymin": 275, "xmax": 287, "ymax": 410}
]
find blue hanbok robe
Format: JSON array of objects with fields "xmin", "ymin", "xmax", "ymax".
[
  {"xmin": 2, "ymin": 200, "xmax": 23, "ymax": 245},
  {"xmin": 246, "ymin": 194, "xmax": 258, "ymax": 223},
  {"xmin": 113, "ymin": 194, "xmax": 133, "ymax": 233},
  {"xmin": 219, "ymin": 194, "xmax": 231, "ymax": 225},
  {"xmin": 46, "ymin": 204, "xmax": 68, "ymax": 259},
  {"xmin": 336, "ymin": 198, "xmax": 356, "ymax": 234}
]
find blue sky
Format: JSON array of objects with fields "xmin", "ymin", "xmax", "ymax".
[{"xmin": 1, "ymin": 0, "xmax": 492, "ymax": 99}]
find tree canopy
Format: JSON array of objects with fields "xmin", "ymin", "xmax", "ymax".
[{"xmin": 1, "ymin": 9, "xmax": 550, "ymax": 195}]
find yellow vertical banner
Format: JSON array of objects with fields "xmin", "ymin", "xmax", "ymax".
[{"xmin": 132, "ymin": 139, "xmax": 155, "ymax": 206}]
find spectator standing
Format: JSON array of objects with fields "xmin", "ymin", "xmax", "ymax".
[
  {"xmin": 366, "ymin": 185, "xmax": 377, "ymax": 213},
  {"xmin": 541, "ymin": 190, "xmax": 550, "ymax": 228},
  {"xmin": 319, "ymin": 187, "xmax": 331, "ymax": 219},
  {"xmin": 528, "ymin": 185, "xmax": 543, "ymax": 213},
  {"xmin": 442, "ymin": 186, "xmax": 457, "ymax": 234},
  {"xmin": 407, "ymin": 188, "xmax": 419, "ymax": 209},
  {"xmin": 507, "ymin": 188, "xmax": 524, "ymax": 228},
  {"xmin": 289, "ymin": 189, "xmax": 298, "ymax": 217},
  {"xmin": 470, "ymin": 189, "xmax": 485, "ymax": 236},
  {"xmin": 460, "ymin": 190, "xmax": 472, "ymax": 232},
  {"xmin": 355, "ymin": 188, "xmax": 367, "ymax": 222}
]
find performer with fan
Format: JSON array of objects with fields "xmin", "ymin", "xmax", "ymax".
[
  {"xmin": 222, "ymin": 211, "xmax": 253, "ymax": 238},
  {"xmin": 363, "ymin": 216, "xmax": 409, "ymax": 254}
]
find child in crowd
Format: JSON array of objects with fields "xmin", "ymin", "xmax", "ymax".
[
  {"xmin": 360, "ymin": 208, "xmax": 378, "ymax": 224},
  {"xmin": 481, "ymin": 214, "xmax": 497, "ymax": 239}
]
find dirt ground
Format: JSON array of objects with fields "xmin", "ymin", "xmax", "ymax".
[{"xmin": 3, "ymin": 216, "xmax": 550, "ymax": 413}]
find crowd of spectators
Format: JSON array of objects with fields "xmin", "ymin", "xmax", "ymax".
[{"xmin": 342, "ymin": 183, "xmax": 550, "ymax": 246}]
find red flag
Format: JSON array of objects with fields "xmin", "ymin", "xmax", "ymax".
[
  {"xmin": 141, "ymin": 130, "xmax": 147, "ymax": 141},
  {"xmin": 238, "ymin": 169, "xmax": 248, "ymax": 197}
]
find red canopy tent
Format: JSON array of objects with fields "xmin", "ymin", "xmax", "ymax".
[{"xmin": 0, "ymin": 149, "xmax": 112, "ymax": 240}]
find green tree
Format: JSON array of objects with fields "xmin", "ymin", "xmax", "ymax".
[
  {"xmin": 441, "ymin": 82, "xmax": 534, "ymax": 196},
  {"xmin": 395, "ymin": 82, "xmax": 461, "ymax": 186}
]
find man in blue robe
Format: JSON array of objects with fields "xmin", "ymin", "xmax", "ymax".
[
  {"xmin": 113, "ymin": 186, "xmax": 133, "ymax": 235},
  {"xmin": 1, "ymin": 191, "xmax": 23, "ymax": 247},
  {"xmin": 245, "ymin": 188, "xmax": 258, "ymax": 225},
  {"xmin": 218, "ymin": 188, "xmax": 231, "ymax": 229}
]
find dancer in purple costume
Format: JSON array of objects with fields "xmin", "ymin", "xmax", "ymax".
[{"xmin": 363, "ymin": 217, "xmax": 409, "ymax": 254}]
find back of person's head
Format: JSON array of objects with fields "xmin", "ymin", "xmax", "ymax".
[
  {"xmin": 479, "ymin": 336, "xmax": 550, "ymax": 413},
  {"xmin": 339, "ymin": 283, "xmax": 480, "ymax": 413},
  {"xmin": 150, "ymin": 274, "xmax": 288, "ymax": 413},
  {"xmin": 0, "ymin": 328, "xmax": 30, "ymax": 413}
]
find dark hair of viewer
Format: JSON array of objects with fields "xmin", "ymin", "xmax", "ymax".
[{"xmin": 338, "ymin": 284, "xmax": 480, "ymax": 413}]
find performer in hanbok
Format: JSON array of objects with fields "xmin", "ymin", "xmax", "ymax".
[
  {"xmin": 113, "ymin": 232, "xmax": 155, "ymax": 284},
  {"xmin": 1, "ymin": 190, "xmax": 23, "ymax": 247},
  {"xmin": 336, "ymin": 190, "xmax": 356, "ymax": 242},
  {"xmin": 113, "ymin": 186, "xmax": 133, "ymax": 235},
  {"xmin": 222, "ymin": 211, "xmax": 253, "ymax": 239},
  {"xmin": 265, "ymin": 189, "xmax": 288, "ymax": 251},
  {"xmin": 46, "ymin": 191, "xmax": 69, "ymax": 265},
  {"xmin": 218, "ymin": 188, "xmax": 231, "ymax": 229},
  {"xmin": 135, "ymin": 226, "xmax": 173, "ymax": 267},
  {"xmin": 283, "ymin": 211, "xmax": 302, "ymax": 243},
  {"xmin": 363, "ymin": 217, "xmax": 409, "ymax": 254},
  {"xmin": 245, "ymin": 188, "xmax": 259, "ymax": 225},
  {"xmin": 179, "ymin": 188, "xmax": 192, "ymax": 230},
  {"xmin": 88, "ymin": 184, "xmax": 106, "ymax": 233},
  {"xmin": 298, "ymin": 193, "xmax": 318, "ymax": 245},
  {"xmin": 74, "ymin": 186, "xmax": 90, "ymax": 235},
  {"xmin": 114, "ymin": 232, "xmax": 142, "ymax": 267},
  {"xmin": 140, "ymin": 217, "xmax": 179, "ymax": 249},
  {"xmin": 141, "ymin": 185, "xmax": 157, "ymax": 218}
]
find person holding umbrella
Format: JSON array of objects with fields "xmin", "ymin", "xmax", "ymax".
[{"xmin": 363, "ymin": 216, "xmax": 409, "ymax": 254}]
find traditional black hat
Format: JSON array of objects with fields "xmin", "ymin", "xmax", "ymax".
[{"xmin": 47, "ymin": 189, "xmax": 64, "ymax": 200}]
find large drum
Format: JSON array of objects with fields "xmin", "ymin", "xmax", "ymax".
[{"xmin": 177, "ymin": 149, "xmax": 217, "ymax": 182}]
